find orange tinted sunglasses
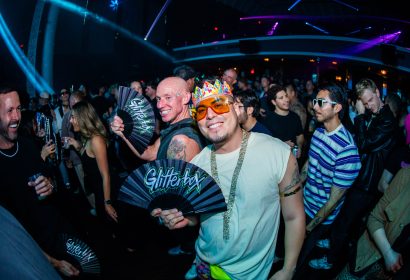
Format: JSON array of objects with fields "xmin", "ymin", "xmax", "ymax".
[{"xmin": 195, "ymin": 96, "xmax": 232, "ymax": 121}]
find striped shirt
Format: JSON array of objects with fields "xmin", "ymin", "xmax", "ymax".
[{"xmin": 304, "ymin": 124, "xmax": 361, "ymax": 224}]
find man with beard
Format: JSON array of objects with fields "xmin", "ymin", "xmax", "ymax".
[
  {"xmin": 309, "ymin": 78, "xmax": 398, "ymax": 271},
  {"xmin": 233, "ymin": 89, "xmax": 272, "ymax": 135},
  {"xmin": 295, "ymin": 83, "xmax": 361, "ymax": 275},
  {"xmin": 0, "ymin": 86, "xmax": 79, "ymax": 277},
  {"xmin": 153, "ymin": 79, "xmax": 305, "ymax": 280}
]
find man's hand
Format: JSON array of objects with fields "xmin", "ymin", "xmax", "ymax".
[
  {"xmin": 151, "ymin": 208, "xmax": 191, "ymax": 229},
  {"xmin": 284, "ymin": 140, "xmax": 295, "ymax": 148},
  {"xmin": 54, "ymin": 259, "xmax": 80, "ymax": 277},
  {"xmin": 384, "ymin": 249, "xmax": 403, "ymax": 273},
  {"xmin": 110, "ymin": 116, "xmax": 125, "ymax": 138},
  {"xmin": 269, "ymin": 268, "xmax": 294, "ymax": 280},
  {"xmin": 28, "ymin": 175, "xmax": 54, "ymax": 198},
  {"xmin": 105, "ymin": 204, "xmax": 118, "ymax": 222},
  {"xmin": 41, "ymin": 140, "xmax": 55, "ymax": 160},
  {"xmin": 355, "ymin": 99, "xmax": 366, "ymax": 115}
]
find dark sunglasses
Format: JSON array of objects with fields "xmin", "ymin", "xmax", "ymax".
[{"xmin": 312, "ymin": 98, "xmax": 337, "ymax": 108}]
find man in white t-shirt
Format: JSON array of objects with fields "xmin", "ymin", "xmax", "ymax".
[{"xmin": 153, "ymin": 79, "xmax": 305, "ymax": 280}]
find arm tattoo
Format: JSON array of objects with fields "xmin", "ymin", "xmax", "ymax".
[
  {"xmin": 280, "ymin": 162, "xmax": 301, "ymax": 197},
  {"xmin": 308, "ymin": 186, "xmax": 347, "ymax": 230},
  {"xmin": 167, "ymin": 138, "xmax": 187, "ymax": 160}
]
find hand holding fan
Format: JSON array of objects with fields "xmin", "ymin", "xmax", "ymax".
[
  {"xmin": 116, "ymin": 86, "xmax": 156, "ymax": 154},
  {"xmin": 118, "ymin": 159, "xmax": 227, "ymax": 215},
  {"xmin": 59, "ymin": 234, "xmax": 100, "ymax": 275}
]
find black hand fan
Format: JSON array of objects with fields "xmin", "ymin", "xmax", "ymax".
[
  {"xmin": 59, "ymin": 234, "xmax": 100, "ymax": 275},
  {"xmin": 117, "ymin": 86, "xmax": 156, "ymax": 154},
  {"xmin": 118, "ymin": 159, "xmax": 227, "ymax": 215}
]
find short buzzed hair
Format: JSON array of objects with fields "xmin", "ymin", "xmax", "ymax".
[{"xmin": 173, "ymin": 65, "xmax": 196, "ymax": 81}]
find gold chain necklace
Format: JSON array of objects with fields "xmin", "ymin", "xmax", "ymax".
[
  {"xmin": 0, "ymin": 142, "xmax": 19, "ymax": 158},
  {"xmin": 211, "ymin": 129, "xmax": 249, "ymax": 240}
]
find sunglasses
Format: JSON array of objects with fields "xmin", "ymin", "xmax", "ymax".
[
  {"xmin": 312, "ymin": 98, "xmax": 337, "ymax": 108},
  {"xmin": 195, "ymin": 96, "xmax": 232, "ymax": 121}
]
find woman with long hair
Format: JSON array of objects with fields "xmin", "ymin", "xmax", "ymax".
[{"xmin": 67, "ymin": 101, "xmax": 118, "ymax": 223}]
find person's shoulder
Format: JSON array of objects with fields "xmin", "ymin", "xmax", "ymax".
[
  {"xmin": 190, "ymin": 145, "xmax": 211, "ymax": 164},
  {"xmin": 251, "ymin": 132, "xmax": 289, "ymax": 150}
]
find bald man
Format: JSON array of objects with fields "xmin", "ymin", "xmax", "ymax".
[
  {"xmin": 111, "ymin": 76, "xmax": 204, "ymax": 161},
  {"xmin": 111, "ymin": 77, "xmax": 205, "ymax": 269}
]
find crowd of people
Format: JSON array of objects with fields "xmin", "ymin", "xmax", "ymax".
[{"xmin": 1, "ymin": 64, "xmax": 409, "ymax": 280}]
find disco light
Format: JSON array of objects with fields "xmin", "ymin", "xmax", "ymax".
[
  {"xmin": 144, "ymin": 0, "xmax": 172, "ymax": 41},
  {"xmin": 332, "ymin": 0, "xmax": 359, "ymax": 12},
  {"xmin": 267, "ymin": 22, "xmax": 279, "ymax": 36},
  {"xmin": 110, "ymin": 0, "xmax": 119, "ymax": 11},
  {"xmin": 288, "ymin": 0, "xmax": 302, "ymax": 11},
  {"xmin": 305, "ymin": 22, "xmax": 329, "ymax": 35}
]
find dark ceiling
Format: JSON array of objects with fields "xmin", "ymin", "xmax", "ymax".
[
  {"xmin": 1, "ymin": 0, "xmax": 410, "ymax": 91},
  {"xmin": 164, "ymin": 0, "xmax": 410, "ymax": 48}
]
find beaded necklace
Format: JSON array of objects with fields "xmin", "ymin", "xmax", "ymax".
[{"xmin": 210, "ymin": 129, "xmax": 249, "ymax": 240}]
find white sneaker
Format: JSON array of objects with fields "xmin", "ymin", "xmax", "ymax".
[
  {"xmin": 309, "ymin": 256, "xmax": 333, "ymax": 270},
  {"xmin": 315, "ymin": 238, "xmax": 330, "ymax": 249},
  {"xmin": 184, "ymin": 264, "xmax": 197, "ymax": 280}
]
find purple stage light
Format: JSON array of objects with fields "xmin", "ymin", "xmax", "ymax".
[{"xmin": 267, "ymin": 22, "xmax": 279, "ymax": 36}]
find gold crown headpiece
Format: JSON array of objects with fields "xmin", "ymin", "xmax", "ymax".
[{"xmin": 192, "ymin": 79, "xmax": 232, "ymax": 107}]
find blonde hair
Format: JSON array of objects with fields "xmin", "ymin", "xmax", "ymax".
[
  {"xmin": 355, "ymin": 78, "xmax": 377, "ymax": 98},
  {"xmin": 72, "ymin": 101, "xmax": 108, "ymax": 145}
]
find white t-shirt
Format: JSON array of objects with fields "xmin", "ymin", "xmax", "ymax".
[{"xmin": 191, "ymin": 132, "xmax": 290, "ymax": 279}]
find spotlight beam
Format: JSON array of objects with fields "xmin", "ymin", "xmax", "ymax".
[
  {"xmin": 332, "ymin": 0, "xmax": 359, "ymax": 12},
  {"xmin": 305, "ymin": 22, "xmax": 329, "ymax": 34},
  {"xmin": 45, "ymin": 0, "xmax": 174, "ymax": 62},
  {"xmin": 0, "ymin": 13, "xmax": 53, "ymax": 94},
  {"xmin": 288, "ymin": 0, "xmax": 303, "ymax": 11},
  {"xmin": 144, "ymin": 0, "xmax": 172, "ymax": 41},
  {"xmin": 27, "ymin": 0, "xmax": 46, "ymax": 96}
]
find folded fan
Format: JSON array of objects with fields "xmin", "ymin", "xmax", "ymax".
[
  {"xmin": 118, "ymin": 159, "xmax": 227, "ymax": 215},
  {"xmin": 59, "ymin": 234, "xmax": 100, "ymax": 275},
  {"xmin": 117, "ymin": 86, "xmax": 155, "ymax": 154}
]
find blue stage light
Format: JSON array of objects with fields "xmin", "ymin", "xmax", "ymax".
[
  {"xmin": 110, "ymin": 0, "xmax": 119, "ymax": 11},
  {"xmin": 0, "ymin": 13, "xmax": 54, "ymax": 94}
]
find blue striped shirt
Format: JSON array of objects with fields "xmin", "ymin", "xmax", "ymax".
[{"xmin": 304, "ymin": 124, "xmax": 361, "ymax": 224}]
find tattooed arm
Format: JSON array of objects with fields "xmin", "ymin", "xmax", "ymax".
[
  {"xmin": 166, "ymin": 134, "xmax": 201, "ymax": 161},
  {"xmin": 272, "ymin": 154, "xmax": 305, "ymax": 280},
  {"xmin": 305, "ymin": 186, "xmax": 347, "ymax": 233},
  {"xmin": 299, "ymin": 160, "xmax": 308, "ymax": 183}
]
